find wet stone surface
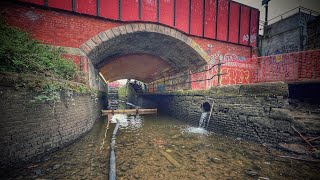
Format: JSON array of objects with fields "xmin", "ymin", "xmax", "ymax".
[
  {"xmin": 2, "ymin": 114, "xmax": 320, "ymax": 179},
  {"xmin": 1, "ymin": 117, "xmax": 113, "ymax": 180},
  {"xmin": 115, "ymin": 114, "xmax": 320, "ymax": 180}
]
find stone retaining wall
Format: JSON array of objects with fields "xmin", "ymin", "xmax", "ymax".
[
  {"xmin": 141, "ymin": 82, "xmax": 304, "ymax": 144},
  {"xmin": 0, "ymin": 84, "xmax": 105, "ymax": 167}
]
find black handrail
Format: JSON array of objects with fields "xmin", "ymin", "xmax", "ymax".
[
  {"xmin": 149, "ymin": 62, "xmax": 224, "ymax": 92},
  {"xmin": 152, "ymin": 62, "xmax": 223, "ymax": 85}
]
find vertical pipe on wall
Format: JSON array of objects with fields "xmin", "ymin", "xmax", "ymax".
[
  {"xmin": 237, "ymin": 5, "xmax": 242, "ymax": 44},
  {"xmin": 226, "ymin": 0, "xmax": 230, "ymax": 41},
  {"xmin": 72, "ymin": 0, "xmax": 76, "ymax": 12},
  {"xmin": 248, "ymin": 9, "xmax": 252, "ymax": 46},
  {"xmin": 215, "ymin": 0, "xmax": 218, "ymax": 39},
  {"xmin": 119, "ymin": 0, "xmax": 122, "ymax": 20},
  {"xmin": 188, "ymin": 0, "xmax": 191, "ymax": 33},
  {"xmin": 157, "ymin": 0, "xmax": 160, "ymax": 22},
  {"xmin": 257, "ymin": 10, "xmax": 260, "ymax": 49},
  {"xmin": 97, "ymin": 0, "xmax": 100, "ymax": 16},
  {"xmin": 202, "ymin": 0, "xmax": 205, "ymax": 37},
  {"xmin": 138, "ymin": 0, "xmax": 142, "ymax": 20},
  {"xmin": 173, "ymin": 0, "xmax": 176, "ymax": 26}
]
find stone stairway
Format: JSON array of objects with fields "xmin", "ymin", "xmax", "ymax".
[
  {"xmin": 108, "ymin": 87, "xmax": 119, "ymax": 109},
  {"xmin": 289, "ymin": 99, "xmax": 320, "ymax": 135}
]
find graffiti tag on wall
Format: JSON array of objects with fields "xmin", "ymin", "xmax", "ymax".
[
  {"xmin": 264, "ymin": 44, "xmax": 299, "ymax": 56},
  {"xmin": 209, "ymin": 51, "xmax": 247, "ymax": 64}
]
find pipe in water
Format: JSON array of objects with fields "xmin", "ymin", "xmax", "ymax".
[{"xmin": 109, "ymin": 119, "xmax": 120, "ymax": 180}]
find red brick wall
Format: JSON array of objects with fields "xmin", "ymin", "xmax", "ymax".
[
  {"xmin": 2, "ymin": 1, "xmax": 121, "ymax": 48},
  {"xmin": 2, "ymin": 1, "xmax": 256, "ymax": 90},
  {"xmin": 191, "ymin": 37, "xmax": 252, "ymax": 64}
]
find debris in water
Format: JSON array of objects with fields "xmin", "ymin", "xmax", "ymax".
[{"xmin": 159, "ymin": 149, "xmax": 181, "ymax": 168}]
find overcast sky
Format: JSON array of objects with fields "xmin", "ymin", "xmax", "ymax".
[{"xmin": 233, "ymin": 0, "xmax": 320, "ymax": 33}]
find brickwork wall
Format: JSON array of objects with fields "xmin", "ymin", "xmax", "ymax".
[
  {"xmin": 0, "ymin": 86, "xmax": 103, "ymax": 167},
  {"xmin": 1, "ymin": 1, "xmax": 121, "ymax": 48},
  {"xmin": 142, "ymin": 82, "xmax": 304, "ymax": 144}
]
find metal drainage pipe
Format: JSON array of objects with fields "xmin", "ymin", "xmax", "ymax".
[{"xmin": 109, "ymin": 119, "xmax": 120, "ymax": 180}]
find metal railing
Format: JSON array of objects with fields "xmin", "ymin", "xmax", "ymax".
[
  {"xmin": 148, "ymin": 61, "xmax": 224, "ymax": 93},
  {"xmin": 264, "ymin": 6, "xmax": 319, "ymax": 27},
  {"xmin": 147, "ymin": 49, "xmax": 320, "ymax": 93}
]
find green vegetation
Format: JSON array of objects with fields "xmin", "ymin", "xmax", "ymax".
[
  {"xmin": 0, "ymin": 18, "xmax": 79, "ymax": 81},
  {"xmin": 118, "ymin": 85, "xmax": 127, "ymax": 100},
  {"xmin": 0, "ymin": 19, "xmax": 91, "ymax": 104}
]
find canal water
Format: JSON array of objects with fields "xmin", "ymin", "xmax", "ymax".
[{"xmin": 2, "ymin": 114, "xmax": 319, "ymax": 179}]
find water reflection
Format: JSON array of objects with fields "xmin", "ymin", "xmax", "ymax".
[{"xmin": 110, "ymin": 114, "xmax": 143, "ymax": 129}]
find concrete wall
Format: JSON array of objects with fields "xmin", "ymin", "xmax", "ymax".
[
  {"xmin": 127, "ymin": 84, "xmax": 156, "ymax": 108},
  {"xmin": 262, "ymin": 12, "xmax": 317, "ymax": 56},
  {"xmin": 141, "ymin": 82, "xmax": 307, "ymax": 144},
  {"xmin": 306, "ymin": 16, "xmax": 320, "ymax": 50},
  {"xmin": 0, "ymin": 80, "xmax": 105, "ymax": 167}
]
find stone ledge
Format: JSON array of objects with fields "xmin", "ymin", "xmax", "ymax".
[{"xmin": 142, "ymin": 82, "xmax": 288, "ymax": 97}]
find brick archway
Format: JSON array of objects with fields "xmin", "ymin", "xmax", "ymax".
[{"xmin": 79, "ymin": 23, "xmax": 209, "ymax": 83}]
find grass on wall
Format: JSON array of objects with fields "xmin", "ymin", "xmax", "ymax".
[{"xmin": 0, "ymin": 18, "xmax": 78, "ymax": 81}]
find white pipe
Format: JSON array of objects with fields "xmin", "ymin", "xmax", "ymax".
[{"xmin": 206, "ymin": 100, "xmax": 215, "ymax": 128}]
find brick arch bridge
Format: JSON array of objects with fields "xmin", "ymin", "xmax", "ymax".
[
  {"xmin": 80, "ymin": 23, "xmax": 209, "ymax": 83},
  {"xmin": 2, "ymin": 0, "xmax": 259, "ymax": 90}
]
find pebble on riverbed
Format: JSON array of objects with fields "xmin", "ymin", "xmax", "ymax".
[{"xmin": 245, "ymin": 169, "xmax": 258, "ymax": 176}]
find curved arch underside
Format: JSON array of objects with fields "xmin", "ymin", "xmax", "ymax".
[{"xmin": 84, "ymin": 25, "xmax": 209, "ymax": 83}]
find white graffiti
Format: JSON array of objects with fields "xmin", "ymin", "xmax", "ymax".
[
  {"xmin": 250, "ymin": 34, "xmax": 256, "ymax": 43},
  {"xmin": 243, "ymin": 34, "xmax": 249, "ymax": 42},
  {"xmin": 242, "ymin": 34, "xmax": 256, "ymax": 43},
  {"xmin": 209, "ymin": 51, "xmax": 246, "ymax": 64}
]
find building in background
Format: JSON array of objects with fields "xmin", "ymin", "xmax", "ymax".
[{"xmin": 260, "ymin": 7, "xmax": 320, "ymax": 56}]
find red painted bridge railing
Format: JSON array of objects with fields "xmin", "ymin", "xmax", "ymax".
[{"xmin": 148, "ymin": 49, "xmax": 320, "ymax": 93}]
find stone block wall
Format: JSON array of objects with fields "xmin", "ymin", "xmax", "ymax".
[
  {"xmin": 141, "ymin": 82, "xmax": 304, "ymax": 144},
  {"xmin": 0, "ymin": 86, "xmax": 104, "ymax": 167}
]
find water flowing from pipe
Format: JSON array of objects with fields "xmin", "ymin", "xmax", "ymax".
[{"xmin": 199, "ymin": 112, "xmax": 208, "ymax": 128}]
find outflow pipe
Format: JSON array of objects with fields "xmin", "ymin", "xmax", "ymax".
[
  {"xmin": 109, "ymin": 119, "xmax": 120, "ymax": 180},
  {"xmin": 206, "ymin": 100, "xmax": 215, "ymax": 129}
]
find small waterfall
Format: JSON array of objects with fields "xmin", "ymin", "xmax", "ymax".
[
  {"xmin": 182, "ymin": 112, "xmax": 209, "ymax": 135},
  {"xmin": 198, "ymin": 112, "xmax": 208, "ymax": 128}
]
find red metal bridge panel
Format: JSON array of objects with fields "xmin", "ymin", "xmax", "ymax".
[
  {"xmin": 142, "ymin": 0, "xmax": 157, "ymax": 22},
  {"xmin": 122, "ymin": 0, "xmax": 139, "ymax": 21},
  {"xmin": 48, "ymin": 0, "xmax": 72, "ymax": 11},
  {"xmin": 19, "ymin": 0, "xmax": 44, "ymax": 5},
  {"xmin": 159, "ymin": 0, "xmax": 174, "ymax": 26},
  {"xmin": 204, "ymin": 0, "xmax": 217, "ymax": 39},
  {"xmin": 175, "ymin": 0, "xmax": 189, "ymax": 33},
  {"xmin": 17, "ymin": 0, "xmax": 260, "ymax": 47},
  {"xmin": 100, "ymin": 0, "xmax": 119, "ymax": 20},
  {"xmin": 190, "ymin": 0, "xmax": 204, "ymax": 36},
  {"xmin": 76, "ymin": 0, "xmax": 96, "ymax": 16},
  {"xmin": 250, "ymin": 9, "xmax": 258, "ymax": 46},
  {"xmin": 239, "ymin": 5, "xmax": 250, "ymax": 45},
  {"xmin": 217, "ymin": 0, "xmax": 228, "ymax": 41},
  {"xmin": 228, "ymin": 2, "xmax": 240, "ymax": 43}
]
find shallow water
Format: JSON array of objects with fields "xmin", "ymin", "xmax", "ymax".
[
  {"xmin": 2, "ymin": 114, "xmax": 320, "ymax": 179},
  {"xmin": 115, "ymin": 114, "xmax": 320, "ymax": 180},
  {"xmin": 1, "ymin": 117, "xmax": 114, "ymax": 180}
]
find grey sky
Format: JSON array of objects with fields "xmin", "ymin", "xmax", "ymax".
[{"xmin": 233, "ymin": 0, "xmax": 320, "ymax": 33}]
